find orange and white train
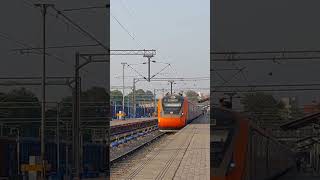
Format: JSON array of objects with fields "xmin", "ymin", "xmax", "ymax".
[
  {"xmin": 212, "ymin": 108, "xmax": 295, "ymax": 180},
  {"xmin": 157, "ymin": 93, "xmax": 202, "ymax": 132}
]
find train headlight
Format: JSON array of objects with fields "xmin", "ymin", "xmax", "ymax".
[
  {"xmin": 230, "ymin": 162, "xmax": 236, "ymax": 168},
  {"xmin": 181, "ymin": 112, "xmax": 184, "ymax": 116},
  {"xmin": 227, "ymin": 159, "xmax": 236, "ymax": 173}
]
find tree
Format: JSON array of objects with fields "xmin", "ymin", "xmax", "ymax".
[
  {"xmin": 240, "ymin": 92, "xmax": 285, "ymax": 126},
  {"xmin": 82, "ymin": 86, "xmax": 109, "ymax": 102},
  {"xmin": 0, "ymin": 88, "xmax": 41, "ymax": 137},
  {"xmin": 145, "ymin": 90, "xmax": 154, "ymax": 102},
  {"xmin": 126, "ymin": 89, "xmax": 154, "ymax": 104},
  {"xmin": 0, "ymin": 88, "xmax": 40, "ymax": 118},
  {"xmin": 185, "ymin": 90, "xmax": 199, "ymax": 102},
  {"xmin": 55, "ymin": 86, "xmax": 109, "ymax": 142},
  {"xmin": 110, "ymin": 90, "xmax": 123, "ymax": 103}
]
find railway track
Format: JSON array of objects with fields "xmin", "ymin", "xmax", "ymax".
[
  {"xmin": 110, "ymin": 132, "xmax": 175, "ymax": 179},
  {"xmin": 110, "ymin": 130, "xmax": 165, "ymax": 163}
]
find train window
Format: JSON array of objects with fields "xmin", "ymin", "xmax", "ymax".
[
  {"xmin": 212, "ymin": 108, "xmax": 235, "ymax": 126},
  {"xmin": 212, "ymin": 128, "xmax": 234, "ymax": 168},
  {"xmin": 162, "ymin": 96, "xmax": 184, "ymax": 114}
]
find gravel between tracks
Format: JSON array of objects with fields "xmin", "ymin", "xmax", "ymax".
[{"xmin": 110, "ymin": 132, "xmax": 174, "ymax": 180}]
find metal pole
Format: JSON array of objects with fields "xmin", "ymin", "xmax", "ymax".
[
  {"xmin": 121, "ymin": 63, "xmax": 126, "ymax": 114},
  {"xmin": 143, "ymin": 99, "xmax": 146, "ymax": 117},
  {"xmin": 66, "ymin": 123, "xmax": 69, "ymax": 179},
  {"xmin": 224, "ymin": 92, "xmax": 236, "ymax": 109},
  {"xmin": 169, "ymin": 81, "xmax": 174, "ymax": 94},
  {"xmin": 74, "ymin": 52, "xmax": 80, "ymax": 178},
  {"xmin": 40, "ymin": 5, "xmax": 48, "ymax": 178},
  {"xmin": 56, "ymin": 103, "xmax": 60, "ymax": 176},
  {"xmin": 154, "ymin": 89, "xmax": 156, "ymax": 115},
  {"xmin": 148, "ymin": 57, "xmax": 151, "ymax": 82},
  {"xmin": 127, "ymin": 96, "xmax": 130, "ymax": 117},
  {"xmin": 133, "ymin": 79, "xmax": 136, "ymax": 118},
  {"xmin": 114, "ymin": 101, "xmax": 116, "ymax": 119},
  {"xmin": 17, "ymin": 129, "xmax": 20, "ymax": 177}
]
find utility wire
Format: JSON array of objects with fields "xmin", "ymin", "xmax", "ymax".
[
  {"xmin": 50, "ymin": 6, "xmax": 109, "ymax": 51},
  {"xmin": 11, "ymin": 43, "xmax": 100, "ymax": 51},
  {"xmin": 8, "ymin": 2, "xmax": 100, "ymax": 81},
  {"xmin": 111, "ymin": 5, "xmax": 178, "ymax": 79},
  {"xmin": 126, "ymin": 64, "xmax": 147, "ymax": 80},
  {"xmin": 111, "ymin": 13, "xmax": 144, "ymax": 49},
  {"xmin": 150, "ymin": 64, "xmax": 171, "ymax": 79},
  {"xmin": 19, "ymin": 0, "xmax": 93, "ymax": 46},
  {"xmin": 0, "ymin": 32, "xmax": 65, "ymax": 63},
  {"xmin": 62, "ymin": 5, "xmax": 108, "ymax": 12}
]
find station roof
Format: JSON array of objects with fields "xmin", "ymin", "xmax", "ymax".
[{"xmin": 280, "ymin": 112, "xmax": 320, "ymax": 130}]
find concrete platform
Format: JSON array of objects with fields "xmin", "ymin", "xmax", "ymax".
[
  {"xmin": 122, "ymin": 114, "xmax": 210, "ymax": 180},
  {"xmin": 111, "ymin": 117, "xmax": 157, "ymax": 127}
]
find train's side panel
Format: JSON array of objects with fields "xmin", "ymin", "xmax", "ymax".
[
  {"xmin": 184, "ymin": 97, "xmax": 189, "ymax": 123},
  {"xmin": 244, "ymin": 127, "xmax": 295, "ymax": 180},
  {"xmin": 186, "ymin": 100, "xmax": 202, "ymax": 123},
  {"xmin": 211, "ymin": 109, "xmax": 294, "ymax": 180},
  {"xmin": 226, "ymin": 118, "xmax": 250, "ymax": 180}
]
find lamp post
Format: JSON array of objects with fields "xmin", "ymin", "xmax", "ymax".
[{"xmin": 121, "ymin": 62, "xmax": 127, "ymax": 118}]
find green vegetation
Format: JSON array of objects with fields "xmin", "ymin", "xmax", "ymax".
[
  {"xmin": 240, "ymin": 92, "xmax": 286, "ymax": 125},
  {"xmin": 185, "ymin": 90, "xmax": 199, "ymax": 102}
]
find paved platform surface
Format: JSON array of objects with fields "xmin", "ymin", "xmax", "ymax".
[
  {"xmin": 120, "ymin": 113, "xmax": 210, "ymax": 180},
  {"xmin": 111, "ymin": 117, "xmax": 157, "ymax": 127}
]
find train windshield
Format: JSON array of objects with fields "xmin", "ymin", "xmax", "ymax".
[{"xmin": 162, "ymin": 95, "xmax": 183, "ymax": 114}]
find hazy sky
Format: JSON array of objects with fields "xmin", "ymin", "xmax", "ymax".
[
  {"xmin": 111, "ymin": 0, "xmax": 210, "ymax": 95},
  {"xmin": 0, "ymin": 0, "xmax": 108, "ymax": 102},
  {"xmin": 212, "ymin": 0, "xmax": 320, "ymax": 107}
]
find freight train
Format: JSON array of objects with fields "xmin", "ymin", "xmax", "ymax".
[
  {"xmin": 212, "ymin": 107, "xmax": 295, "ymax": 180},
  {"xmin": 157, "ymin": 93, "xmax": 202, "ymax": 131}
]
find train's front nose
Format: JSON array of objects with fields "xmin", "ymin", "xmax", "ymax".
[
  {"xmin": 158, "ymin": 94, "xmax": 185, "ymax": 130},
  {"xmin": 158, "ymin": 115, "xmax": 185, "ymax": 130}
]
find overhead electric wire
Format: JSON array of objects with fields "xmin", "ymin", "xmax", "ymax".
[
  {"xmin": 212, "ymin": 50, "xmax": 320, "ymax": 55},
  {"xmin": 213, "ymin": 83, "xmax": 320, "ymax": 88},
  {"xmin": 11, "ymin": 43, "xmax": 100, "ymax": 51},
  {"xmin": 150, "ymin": 64, "xmax": 171, "ymax": 79},
  {"xmin": 62, "ymin": 5, "xmax": 108, "ymax": 12},
  {"xmin": 126, "ymin": 64, "xmax": 147, "ymax": 80},
  {"xmin": 111, "ymin": 13, "xmax": 144, "ymax": 49},
  {"xmin": 50, "ymin": 6, "xmax": 109, "ymax": 51},
  {"xmin": 0, "ymin": 32, "xmax": 65, "ymax": 64},
  {"xmin": 111, "ymin": 5, "xmax": 180, "ymax": 80},
  {"xmin": 215, "ymin": 68, "xmax": 246, "ymax": 88},
  {"xmin": 18, "ymin": 0, "xmax": 97, "ymax": 51},
  {"xmin": 10, "ymin": 1, "xmax": 104, "ymax": 84},
  {"xmin": 111, "ymin": 2, "xmax": 208, "ymax": 88}
]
